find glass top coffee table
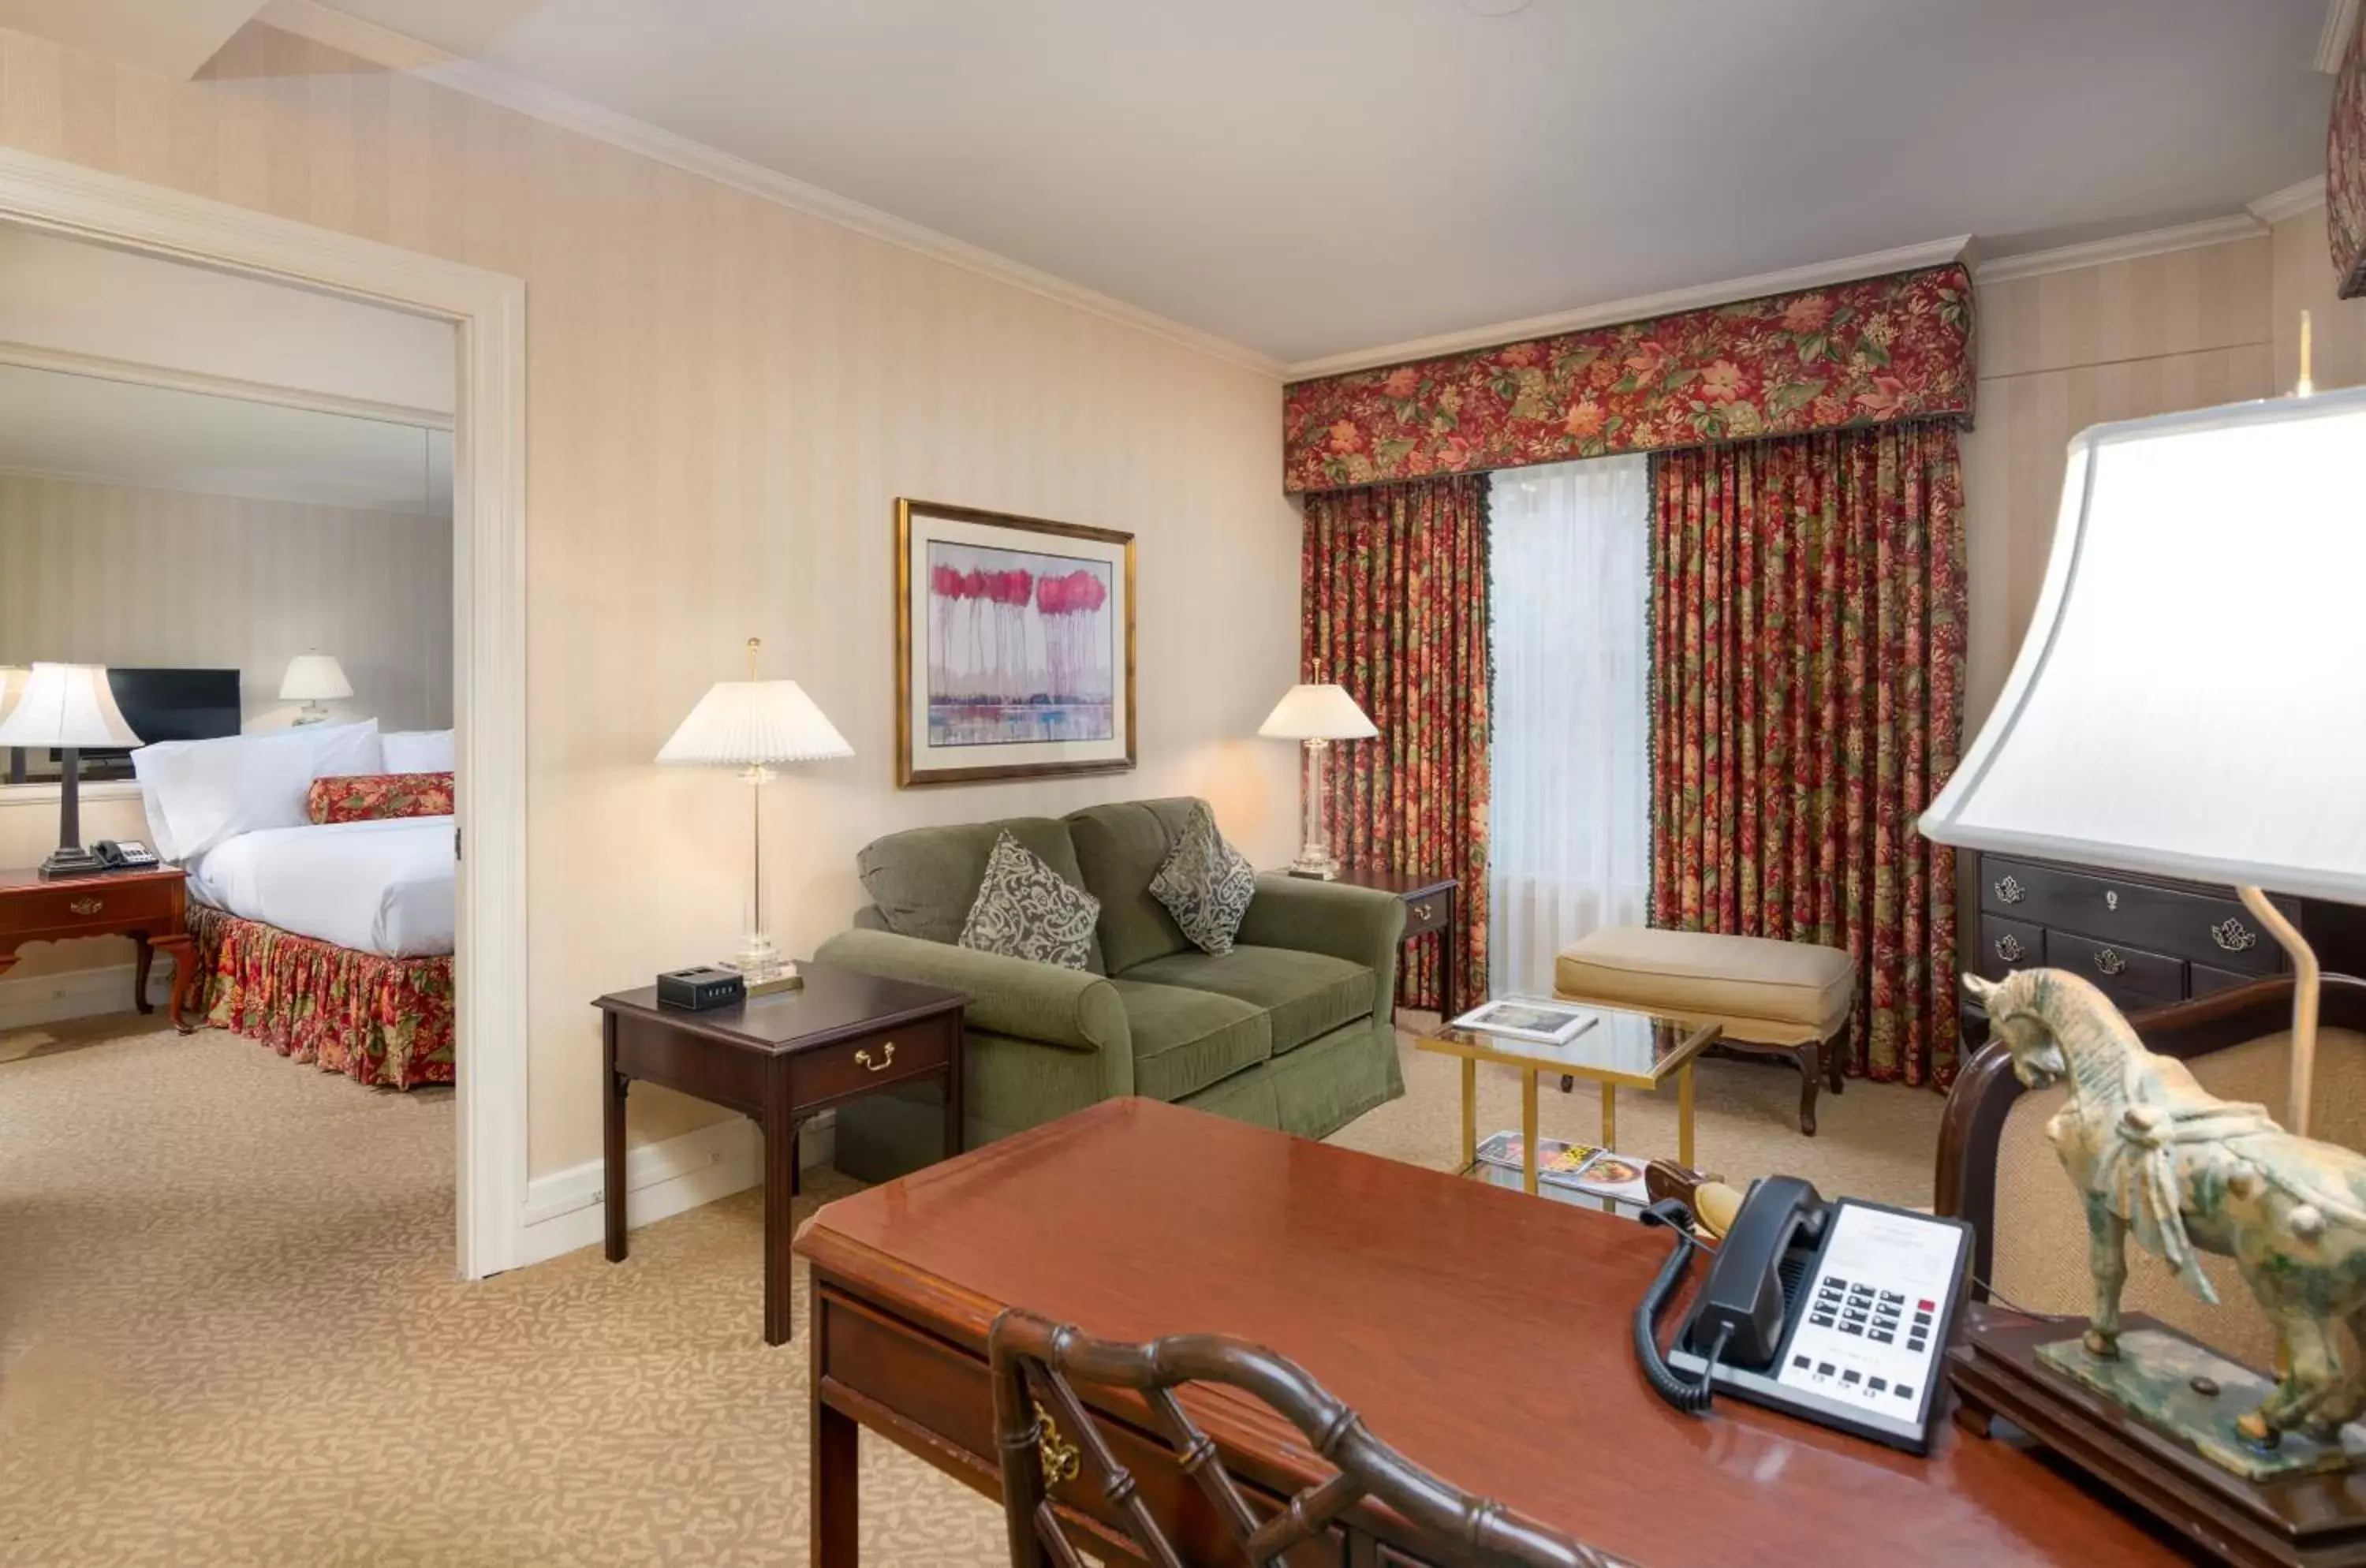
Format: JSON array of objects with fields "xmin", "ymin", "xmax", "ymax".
[{"xmin": 1415, "ymin": 1005, "xmax": 1720, "ymax": 1196}]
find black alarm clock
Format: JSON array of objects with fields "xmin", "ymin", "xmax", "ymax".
[{"xmin": 655, "ymin": 966, "xmax": 746, "ymax": 1011}]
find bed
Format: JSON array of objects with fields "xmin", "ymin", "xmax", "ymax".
[{"xmin": 134, "ymin": 721, "xmax": 457, "ymax": 1090}]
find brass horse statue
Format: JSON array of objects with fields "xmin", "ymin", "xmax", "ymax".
[{"xmin": 1969, "ymin": 967, "xmax": 2366, "ymax": 1446}]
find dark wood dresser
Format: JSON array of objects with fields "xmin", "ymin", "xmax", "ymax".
[{"xmin": 1957, "ymin": 849, "xmax": 2366, "ymax": 1046}]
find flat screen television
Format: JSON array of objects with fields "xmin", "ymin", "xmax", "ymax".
[{"xmin": 6, "ymin": 667, "xmax": 242, "ymax": 782}]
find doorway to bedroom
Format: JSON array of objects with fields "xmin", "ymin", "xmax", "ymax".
[{"xmin": 0, "ymin": 218, "xmax": 472, "ymax": 1271}]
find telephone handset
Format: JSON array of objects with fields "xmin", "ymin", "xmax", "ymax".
[
  {"xmin": 1636, "ymin": 1176, "xmax": 1973, "ymax": 1454},
  {"xmin": 94, "ymin": 839, "xmax": 160, "ymax": 870}
]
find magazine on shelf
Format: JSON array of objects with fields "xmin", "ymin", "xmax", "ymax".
[
  {"xmin": 1472, "ymin": 1132, "xmax": 1652, "ymax": 1204},
  {"xmin": 1448, "ymin": 996, "xmax": 1599, "ymax": 1047}
]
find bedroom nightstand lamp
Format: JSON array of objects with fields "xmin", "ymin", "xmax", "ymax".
[
  {"xmin": 1260, "ymin": 682, "xmax": 1377, "ymax": 879},
  {"xmin": 657, "ymin": 637, "xmax": 853, "ymax": 994},
  {"xmin": 0, "ymin": 663, "xmax": 142, "ymax": 878},
  {"xmin": 279, "ymin": 651, "xmax": 352, "ymax": 726}
]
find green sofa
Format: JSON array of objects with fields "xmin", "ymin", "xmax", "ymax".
[{"xmin": 814, "ymin": 797, "xmax": 1407, "ymax": 1180}]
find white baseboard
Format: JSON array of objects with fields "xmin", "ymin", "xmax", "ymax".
[
  {"xmin": 511, "ymin": 1109, "xmax": 836, "ymax": 1271},
  {"xmin": 0, "ymin": 958, "xmax": 172, "ymax": 1031}
]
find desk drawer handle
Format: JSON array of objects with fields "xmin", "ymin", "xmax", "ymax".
[
  {"xmin": 67, "ymin": 897, "xmax": 103, "ymax": 916},
  {"xmin": 2211, "ymin": 917, "xmax": 2259, "ymax": 954},
  {"xmin": 1032, "ymin": 1400, "xmax": 1080, "ymax": 1486},
  {"xmin": 1994, "ymin": 933, "xmax": 2025, "ymax": 964},
  {"xmin": 854, "ymin": 1040, "xmax": 896, "ymax": 1073},
  {"xmin": 2094, "ymin": 948, "xmax": 2127, "ymax": 976},
  {"xmin": 1994, "ymin": 875, "xmax": 2025, "ymax": 905}
]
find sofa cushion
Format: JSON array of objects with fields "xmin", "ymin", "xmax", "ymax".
[
  {"xmin": 1065, "ymin": 797, "xmax": 1204, "ymax": 973},
  {"xmin": 1148, "ymin": 801, "xmax": 1258, "ymax": 955},
  {"xmin": 1554, "ymin": 926, "xmax": 1854, "ymax": 1044},
  {"xmin": 1109, "ymin": 978, "xmax": 1271, "ymax": 1101},
  {"xmin": 1121, "ymin": 946, "xmax": 1373, "ymax": 1055},
  {"xmin": 857, "ymin": 816, "xmax": 1103, "ymax": 973},
  {"xmin": 959, "ymin": 831, "xmax": 1101, "ymax": 972}
]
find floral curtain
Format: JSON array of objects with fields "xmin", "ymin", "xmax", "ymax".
[
  {"xmin": 1301, "ymin": 474, "xmax": 1491, "ymax": 1011},
  {"xmin": 1284, "ymin": 264, "xmax": 1974, "ymax": 494},
  {"xmin": 1648, "ymin": 423, "xmax": 1966, "ymax": 1086},
  {"xmin": 2333, "ymin": 17, "xmax": 2366, "ymax": 299}
]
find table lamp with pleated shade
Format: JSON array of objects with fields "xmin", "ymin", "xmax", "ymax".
[
  {"xmin": 0, "ymin": 663, "xmax": 142, "ymax": 877},
  {"xmin": 1260, "ymin": 683, "xmax": 1378, "ymax": 880},
  {"xmin": 658, "ymin": 637, "xmax": 853, "ymax": 992}
]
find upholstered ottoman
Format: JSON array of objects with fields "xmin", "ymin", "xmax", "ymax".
[{"xmin": 1553, "ymin": 928, "xmax": 1857, "ymax": 1135}]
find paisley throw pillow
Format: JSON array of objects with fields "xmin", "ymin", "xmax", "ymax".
[
  {"xmin": 306, "ymin": 771, "xmax": 456, "ymax": 824},
  {"xmin": 1149, "ymin": 801, "xmax": 1257, "ymax": 955},
  {"xmin": 958, "ymin": 830, "xmax": 1102, "ymax": 971}
]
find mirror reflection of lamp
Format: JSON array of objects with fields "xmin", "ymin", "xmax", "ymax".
[{"xmin": 0, "ymin": 663, "xmax": 143, "ymax": 878}]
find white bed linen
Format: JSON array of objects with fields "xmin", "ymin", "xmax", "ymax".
[{"xmin": 185, "ymin": 816, "xmax": 455, "ymax": 958}]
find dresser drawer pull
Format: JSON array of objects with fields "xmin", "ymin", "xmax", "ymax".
[
  {"xmin": 67, "ymin": 897, "xmax": 103, "ymax": 916},
  {"xmin": 2106, "ymin": 890, "xmax": 2119, "ymax": 912},
  {"xmin": 853, "ymin": 1040, "xmax": 897, "ymax": 1073},
  {"xmin": 2094, "ymin": 948, "xmax": 2128, "ymax": 977},
  {"xmin": 1994, "ymin": 875, "xmax": 2025, "ymax": 905},
  {"xmin": 1994, "ymin": 934, "xmax": 2025, "ymax": 964},
  {"xmin": 2210, "ymin": 917, "xmax": 2260, "ymax": 954}
]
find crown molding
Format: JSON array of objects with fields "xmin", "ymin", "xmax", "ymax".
[
  {"xmin": 2319, "ymin": 0, "xmax": 2360, "ymax": 73},
  {"xmin": 253, "ymin": 1, "xmax": 1286, "ymax": 379},
  {"xmin": 1279, "ymin": 236, "xmax": 1972, "ymax": 382},
  {"xmin": 2250, "ymin": 177, "xmax": 2330, "ymax": 225},
  {"xmin": 1970, "ymin": 214, "xmax": 2267, "ymax": 286}
]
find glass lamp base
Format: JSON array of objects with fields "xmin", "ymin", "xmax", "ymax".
[
  {"xmin": 723, "ymin": 936, "xmax": 802, "ymax": 995},
  {"xmin": 1286, "ymin": 849, "xmax": 1342, "ymax": 881}
]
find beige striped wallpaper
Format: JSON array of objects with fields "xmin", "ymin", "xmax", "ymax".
[
  {"xmin": 0, "ymin": 21, "xmax": 1303, "ymax": 1174},
  {"xmin": 1960, "ymin": 222, "xmax": 2366, "ymax": 730}
]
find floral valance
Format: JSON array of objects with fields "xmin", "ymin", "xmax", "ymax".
[{"xmin": 1282, "ymin": 263, "xmax": 1976, "ymax": 494}]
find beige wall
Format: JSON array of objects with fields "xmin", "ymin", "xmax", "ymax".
[
  {"xmin": 1960, "ymin": 216, "xmax": 2366, "ymax": 730},
  {"xmin": 0, "ymin": 22, "xmax": 1301, "ymax": 1175}
]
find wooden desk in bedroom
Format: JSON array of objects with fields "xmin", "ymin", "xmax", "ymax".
[
  {"xmin": 793, "ymin": 1098, "xmax": 2193, "ymax": 1567},
  {"xmin": 0, "ymin": 864, "xmax": 196, "ymax": 1030}
]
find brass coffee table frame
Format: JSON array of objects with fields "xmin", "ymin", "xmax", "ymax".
[{"xmin": 1417, "ymin": 1010, "xmax": 1720, "ymax": 1195}]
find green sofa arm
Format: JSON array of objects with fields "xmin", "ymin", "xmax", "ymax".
[
  {"xmin": 1236, "ymin": 875, "xmax": 1408, "ymax": 1006},
  {"xmin": 814, "ymin": 928, "xmax": 1131, "ymax": 1058}
]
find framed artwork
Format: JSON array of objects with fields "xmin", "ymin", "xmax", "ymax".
[{"xmin": 894, "ymin": 498, "xmax": 1136, "ymax": 786}]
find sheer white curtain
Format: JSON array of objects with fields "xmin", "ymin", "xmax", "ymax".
[{"xmin": 1487, "ymin": 455, "xmax": 1651, "ymax": 998}]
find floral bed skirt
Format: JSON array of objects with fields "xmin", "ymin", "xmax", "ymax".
[{"xmin": 188, "ymin": 905, "xmax": 455, "ymax": 1089}]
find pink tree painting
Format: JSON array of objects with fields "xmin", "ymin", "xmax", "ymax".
[{"xmin": 927, "ymin": 543, "xmax": 1114, "ymax": 746}]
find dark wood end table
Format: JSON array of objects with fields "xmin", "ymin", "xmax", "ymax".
[
  {"xmin": 594, "ymin": 962, "xmax": 966, "ymax": 1346},
  {"xmin": 0, "ymin": 864, "xmax": 198, "ymax": 1031},
  {"xmin": 1318, "ymin": 866, "xmax": 1458, "ymax": 1019}
]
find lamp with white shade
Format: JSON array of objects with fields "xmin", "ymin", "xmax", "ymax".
[
  {"xmin": 658, "ymin": 637, "xmax": 853, "ymax": 993},
  {"xmin": 0, "ymin": 663, "xmax": 142, "ymax": 877},
  {"xmin": 1919, "ymin": 379, "xmax": 2366, "ymax": 1140},
  {"xmin": 1259, "ymin": 682, "xmax": 1378, "ymax": 880},
  {"xmin": 1, "ymin": 665, "xmax": 28, "ymax": 785},
  {"xmin": 279, "ymin": 651, "xmax": 353, "ymax": 726}
]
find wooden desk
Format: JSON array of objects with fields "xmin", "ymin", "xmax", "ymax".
[
  {"xmin": 595, "ymin": 964, "xmax": 965, "ymax": 1346},
  {"xmin": 794, "ymin": 1098, "xmax": 2196, "ymax": 1567},
  {"xmin": 0, "ymin": 864, "xmax": 196, "ymax": 1030}
]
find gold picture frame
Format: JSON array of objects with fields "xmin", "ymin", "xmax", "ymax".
[{"xmin": 894, "ymin": 498, "xmax": 1137, "ymax": 787}]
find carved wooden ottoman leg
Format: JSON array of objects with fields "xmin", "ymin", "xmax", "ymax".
[{"xmin": 1796, "ymin": 1040, "xmax": 1821, "ymax": 1137}]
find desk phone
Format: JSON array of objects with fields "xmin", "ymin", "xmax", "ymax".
[{"xmin": 1640, "ymin": 1176, "xmax": 1972, "ymax": 1454}]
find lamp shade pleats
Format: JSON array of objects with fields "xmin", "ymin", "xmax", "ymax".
[
  {"xmin": 657, "ymin": 679, "xmax": 853, "ymax": 767},
  {"xmin": 1258, "ymin": 683, "xmax": 1379, "ymax": 741},
  {"xmin": 278, "ymin": 652, "xmax": 353, "ymax": 702},
  {"xmin": 1920, "ymin": 386, "xmax": 2366, "ymax": 904}
]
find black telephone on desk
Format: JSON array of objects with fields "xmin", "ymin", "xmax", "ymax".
[
  {"xmin": 95, "ymin": 839, "xmax": 160, "ymax": 870},
  {"xmin": 1635, "ymin": 1176, "xmax": 1972, "ymax": 1454}
]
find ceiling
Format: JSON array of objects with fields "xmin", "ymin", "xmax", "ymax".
[
  {"xmin": 315, "ymin": 0, "xmax": 2334, "ymax": 366},
  {"xmin": 0, "ymin": 364, "xmax": 453, "ymax": 515}
]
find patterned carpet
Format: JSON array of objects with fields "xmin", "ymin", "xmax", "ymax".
[{"xmin": 0, "ymin": 1015, "xmax": 1942, "ymax": 1566}]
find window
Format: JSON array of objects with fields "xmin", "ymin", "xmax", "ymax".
[{"xmin": 1487, "ymin": 456, "xmax": 1651, "ymax": 997}]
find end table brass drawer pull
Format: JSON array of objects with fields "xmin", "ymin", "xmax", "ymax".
[
  {"xmin": 1414, "ymin": 903, "xmax": 1436, "ymax": 922},
  {"xmin": 67, "ymin": 897, "xmax": 103, "ymax": 916},
  {"xmin": 854, "ymin": 1041, "xmax": 896, "ymax": 1073}
]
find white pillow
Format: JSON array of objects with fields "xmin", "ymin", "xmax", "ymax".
[
  {"xmin": 132, "ymin": 720, "xmax": 382, "ymax": 862},
  {"xmin": 381, "ymin": 729, "xmax": 455, "ymax": 773}
]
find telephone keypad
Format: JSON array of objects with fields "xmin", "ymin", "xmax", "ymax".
[{"xmin": 1771, "ymin": 1204, "xmax": 1966, "ymax": 1438}]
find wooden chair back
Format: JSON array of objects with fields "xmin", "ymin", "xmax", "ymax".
[
  {"xmin": 987, "ymin": 1308, "xmax": 1618, "ymax": 1568},
  {"xmin": 1935, "ymin": 974, "xmax": 2366, "ymax": 1368}
]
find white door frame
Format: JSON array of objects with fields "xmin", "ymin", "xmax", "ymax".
[{"xmin": 0, "ymin": 145, "xmax": 529, "ymax": 1281}]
